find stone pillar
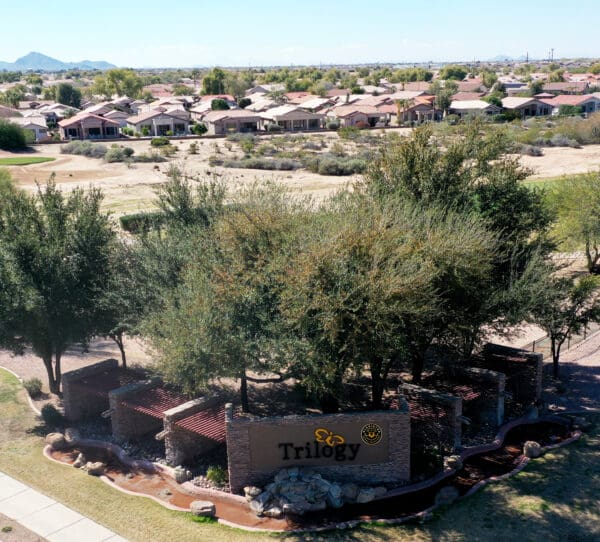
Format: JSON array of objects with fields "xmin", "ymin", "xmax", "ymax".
[
  {"xmin": 163, "ymin": 396, "xmax": 220, "ymax": 466},
  {"xmin": 109, "ymin": 378, "xmax": 162, "ymax": 442},
  {"xmin": 62, "ymin": 359, "xmax": 119, "ymax": 422}
]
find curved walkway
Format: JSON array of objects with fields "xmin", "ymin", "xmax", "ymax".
[{"xmin": 0, "ymin": 471, "xmax": 127, "ymax": 542}]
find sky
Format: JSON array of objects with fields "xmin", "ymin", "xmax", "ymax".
[{"xmin": 2, "ymin": 0, "xmax": 599, "ymax": 68}]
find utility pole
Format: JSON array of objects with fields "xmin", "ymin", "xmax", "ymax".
[{"xmin": 550, "ymin": 48, "xmax": 555, "ymax": 62}]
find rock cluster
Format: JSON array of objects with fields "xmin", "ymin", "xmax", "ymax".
[
  {"xmin": 173, "ymin": 465, "xmax": 192, "ymax": 484},
  {"xmin": 45, "ymin": 432, "xmax": 67, "ymax": 451},
  {"xmin": 443, "ymin": 455, "xmax": 463, "ymax": 471},
  {"xmin": 190, "ymin": 500, "xmax": 216, "ymax": 518},
  {"xmin": 244, "ymin": 468, "xmax": 387, "ymax": 518}
]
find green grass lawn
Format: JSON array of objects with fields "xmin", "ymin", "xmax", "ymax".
[
  {"xmin": 0, "ymin": 157, "xmax": 55, "ymax": 166},
  {"xmin": 0, "ymin": 368, "xmax": 598, "ymax": 542}
]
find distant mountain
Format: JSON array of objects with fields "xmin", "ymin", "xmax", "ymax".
[
  {"xmin": 0, "ymin": 52, "xmax": 115, "ymax": 71},
  {"xmin": 489, "ymin": 54, "xmax": 529, "ymax": 62}
]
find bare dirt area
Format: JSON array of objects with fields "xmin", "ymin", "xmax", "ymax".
[
  {"xmin": 0, "ymin": 512, "xmax": 45, "ymax": 542},
  {"xmin": 521, "ymin": 143, "xmax": 600, "ymax": 178}
]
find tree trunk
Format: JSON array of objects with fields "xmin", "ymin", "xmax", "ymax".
[
  {"xmin": 110, "ymin": 333, "xmax": 127, "ymax": 368},
  {"xmin": 585, "ymin": 238, "xmax": 599, "ymax": 273},
  {"xmin": 240, "ymin": 373, "xmax": 249, "ymax": 413},
  {"xmin": 42, "ymin": 355, "xmax": 61, "ymax": 395},
  {"xmin": 551, "ymin": 337, "xmax": 562, "ymax": 380},
  {"xmin": 411, "ymin": 351, "xmax": 426, "ymax": 384},
  {"xmin": 54, "ymin": 351, "xmax": 62, "ymax": 393},
  {"xmin": 370, "ymin": 357, "xmax": 388, "ymax": 410}
]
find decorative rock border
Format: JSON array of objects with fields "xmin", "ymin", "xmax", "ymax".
[{"xmin": 41, "ymin": 414, "xmax": 585, "ymax": 533}]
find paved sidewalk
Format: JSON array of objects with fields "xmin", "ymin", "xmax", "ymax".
[{"xmin": 0, "ymin": 472, "xmax": 127, "ymax": 542}]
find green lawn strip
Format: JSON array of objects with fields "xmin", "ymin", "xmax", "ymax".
[
  {"xmin": 0, "ymin": 157, "xmax": 55, "ymax": 166},
  {"xmin": 0, "ymin": 368, "xmax": 598, "ymax": 542}
]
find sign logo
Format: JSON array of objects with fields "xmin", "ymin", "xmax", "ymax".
[
  {"xmin": 314, "ymin": 427, "xmax": 346, "ymax": 447},
  {"xmin": 361, "ymin": 423, "xmax": 383, "ymax": 445}
]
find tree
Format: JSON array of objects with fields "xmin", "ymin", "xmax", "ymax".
[
  {"xmin": 429, "ymin": 80, "xmax": 458, "ymax": 116},
  {"xmin": 529, "ymin": 79, "xmax": 544, "ymax": 96},
  {"xmin": 480, "ymin": 70, "xmax": 498, "ymax": 89},
  {"xmin": 531, "ymin": 275, "xmax": 600, "ymax": 378},
  {"xmin": 201, "ymin": 68, "xmax": 226, "ymax": 95},
  {"xmin": 55, "ymin": 83, "xmax": 82, "ymax": 109},
  {"xmin": 238, "ymin": 97, "xmax": 251, "ymax": 109},
  {"xmin": 0, "ymin": 120, "xmax": 27, "ymax": 150},
  {"xmin": 92, "ymin": 69, "xmax": 143, "ymax": 98},
  {"xmin": 211, "ymin": 98, "xmax": 230, "ymax": 111},
  {"xmin": 550, "ymin": 173, "xmax": 600, "ymax": 273},
  {"xmin": 439, "ymin": 65, "xmax": 468, "ymax": 81},
  {"xmin": 0, "ymin": 181, "xmax": 116, "ymax": 393}
]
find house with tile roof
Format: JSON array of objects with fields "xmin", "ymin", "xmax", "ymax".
[
  {"xmin": 202, "ymin": 109, "xmax": 262, "ymax": 135},
  {"xmin": 58, "ymin": 112, "xmax": 120, "ymax": 140},
  {"xmin": 126, "ymin": 109, "xmax": 190, "ymax": 136},
  {"xmin": 259, "ymin": 105, "xmax": 324, "ymax": 131},
  {"xmin": 501, "ymin": 97, "xmax": 553, "ymax": 117}
]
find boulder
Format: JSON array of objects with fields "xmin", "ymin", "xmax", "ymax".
[
  {"xmin": 86, "ymin": 461, "xmax": 106, "ymax": 476},
  {"xmin": 190, "ymin": 500, "xmax": 216, "ymax": 518},
  {"xmin": 434, "ymin": 486, "xmax": 460, "ymax": 506},
  {"xmin": 174, "ymin": 466, "xmax": 189, "ymax": 484},
  {"xmin": 523, "ymin": 440, "xmax": 542, "ymax": 458},
  {"xmin": 64, "ymin": 428, "xmax": 81, "ymax": 445},
  {"xmin": 45, "ymin": 432, "xmax": 67, "ymax": 451},
  {"xmin": 444, "ymin": 455, "xmax": 463, "ymax": 471},
  {"xmin": 356, "ymin": 487, "xmax": 376, "ymax": 504},
  {"xmin": 373, "ymin": 486, "xmax": 387, "ymax": 498},
  {"xmin": 249, "ymin": 491, "xmax": 272, "ymax": 515},
  {"xmin": 243, "ymin": 486, "xmax": 262, "ymax": 502},
  {"xmin": 73, "ymin": 453, "xmax": 86, "ymax": 469},
  {"xmin": 263, "ymin": 506, "xmax": 283, "ymax": 519},
  {"xmin": 341, "ymin": 482, "xmax": 359, "ymax": 502}
]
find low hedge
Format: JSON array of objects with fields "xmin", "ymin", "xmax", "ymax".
[{"xmin": 119, "ymin": 211, "xmax": 166, "ymax": 233}]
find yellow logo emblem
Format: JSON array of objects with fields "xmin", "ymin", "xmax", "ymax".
[{"xmin": 314, "ymin": 427, "xmax": 346, "ymax": 447}]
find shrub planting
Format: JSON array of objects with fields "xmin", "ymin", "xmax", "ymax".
[
  {"xmin": 23, "ymin": 377, "xmax": 43, "ymax": 398},
  {"xmin": 0, "ymin": 120, "xmax": 27, "ymax": 150},
  {"xmin": 119, "ymin": 211, "xmax": 166, "ymax": 233},
  {"xmin": 41, "ymin": 404, "xmax": 65, "ymax": 427},
  {"xmin": 61, "ymin": 140, "xmax": 107, "ymax": 158},
  {"xmin": 151, "ymin": 136, "xmax": 170, "ymax": 147}
]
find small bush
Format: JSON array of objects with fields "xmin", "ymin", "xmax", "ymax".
[
  {"xmin": 151, "ymin": 136, "xmax": 170, "ymax": 147},
  {"xmin": 188, "ymin": 142, "xmax": 199, "ymax": 155},
  {"xmin": 549, "ymin": 134, "xmax": 581, "ymax": 148},
  {"xmin": 206, "ymin": 465, "xmax": 228, "ymax": 486},
  {"xmin": 222, "ymin": 157, "xmax": 301, "ymax": 170},
  {"xmin": 119, "ymin": 211, "xmax": 166, "ymax": 233},
  {"xmin": 24, "ymin": 377, "xmax": 43, "ymax": 398},
  {"xmin": 61, "ymin": 140, "xmax": 107, "ymax": 158},
  {"xmin": 141, "ymin": 126, "xmax": 150, "ymax": 136},
  {"xmin": 41, "ymin": 404, "xmax": 65, "ymax": 428},
  {"xmin": 0, "ymin": 119, "xmax": 27, "ymax": 150},
  {"xmin": 266, "ymin": 123, "xmax": 283, "ymax": 132},
  {"xmin": 191, "ymin": 123, "xmax": 207, "ymax": 136},
  {"xmin": 104, "ymin": 145, "xmax": 135, "ymax": 163},
  {"xmin": 326, "ymin": 121, "xmax": 340, "ymax": 130},
  {"xmin": 303, "ymin": 154, "xmax": 367, "ymax": 176},
  {"xmin": 133, "ymin": 152, "xmax": 166, "ymax": 163},
  {"xmin": 160, "ymin": 144, "xmax": 178, "ymax": 157},
  {"xmin": 518, "ymin": 144, "xmax": 544, "ymax": 156},
  {"xmin": 338, "ymin": 126, "xmax": 361, "ymax": 140}
]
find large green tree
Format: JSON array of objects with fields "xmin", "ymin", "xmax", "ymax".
[
  {"xmin": 0, "ymin": 181, "xmax": 116, "ymax": 393},
  {"xmin": 55, "ymin": 83, "xmax": 82, "ymax": 109}
]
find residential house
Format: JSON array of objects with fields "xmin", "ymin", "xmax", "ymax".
[
  {"xmin": 401, "ymin": 82, "xmax": 432, "ymax": 92},
  {"xmin": 0, "ymin": 105, "xmax": 20, "ymax": 118},
  {"xmin": 456, "ymin": 80, "xmax": 484, "ymax": 93},
  {"xmin": 297, "ymin": 97, "xmax": 335, "ymax": 112},
  {"xmin": 328, "ymin": 105, "xmax": 386, "ymax": 127},
  {"xmin": 501, "ymin": 97, "xmax": 552, "ymax": 117},
  {"xmin": 245, "ymin": 83, "xmax": 285, "ymax": 96},
  {"xmin": 59, "ymin": 112, "xmax": 120, "ymax": 140},
  {"xmin": 126, "ymin": 109, "xmax": 190, "ymax": 136},
  {"xmin": 545, "ymin": 94, "xmax": 600, "ymax": 115},
  {"xmin": 542, "ymin": 82, "xmax": 589, "ymax": 95},
  {"xmin": 103, "ymin": 109, "xmax": 129, "ymax": 128},
  {"xmin": 259, "ymin": 105, "xmax": 324, "ymax": 131},
  {"xmin": 451, "ymin": 91, "xmax": 485, "ymax": 101},
  {"xmin": 10, "ymin": 116, "xmax": 50, "ymax": 142},
  {"xmin": 395, "ymin": 96, "xmax": 441, "ymax": 124},
  {"xmin": 448, "ymin": 100, "xmax": 501, "ymax": 118},
  {"xmin": 202, "ymin": 109, "xmax": 262, "ymax": 135}
]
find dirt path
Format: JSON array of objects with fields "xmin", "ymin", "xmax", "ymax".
[{"xmin": 520, "ymin": 143, "xmax": 600, "ymax": 178}]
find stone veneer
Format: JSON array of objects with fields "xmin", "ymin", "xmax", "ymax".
[
  {"xmin": 62, "ymin": 358, "xmax": 119, "ymax": 422},
  {"xmin": 473, "ymin": 343, "xmax": 543, "ymax": 406},
  {"xmin": 400, "ymin": 382, "xmax": 463, "ymax": 452},
  {"xmin": 163, "ymin": 397, "xmax": 222, "ymax": 466},
  {"xmin": 225, "ymin": 403, "xmax": 411, "ymax": 494},
  {"xmin": 108, "ymin": 379, "xmax": 162, "ymax": 442}
]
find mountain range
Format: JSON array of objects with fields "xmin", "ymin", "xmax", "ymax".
[{"xmin": 0, "ymin": 52, "xmax": 115, "ymax": 72}]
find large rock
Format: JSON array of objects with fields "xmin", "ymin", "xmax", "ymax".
[
  {"xmin": 326, "ymin": 483, "xmax": 344, "ymax": 508},
  {"xmin": 434, "ymin": 486, "xmax": 460, "ymax": 506},
  {"xmin": 249, "ymin": 491, "xmax": 272, "ymax": 515},
  {"xmin": 444, "ymin": 455, "xmax": 463, "ymax": 471},
  {"xmin": 190, "ymin": 500, "xmax": 216, "ymax": 518},
  {"xmin": 341, "ymin": 482, "xmax": 359, "ymax": 502},
  {"xmin": 373, "ymin": 486, "xmax": 387, "ymax": 499},
  {"xmin": 173, "ymin": 466, "xmax": 189, "ymax": 484},
  {"xmin": 263, "ymin": 506, "xmax": 283, "ymax": 518},
  {"xmin": 356, "ymin": 487, "xmax": 376, "ymax": 504},
  {"xmin": 523, "ymin": 440, "xmax": 542, "ymax": 458},
  {"xmin": 73, "ymin": 453, "xmax": 86, "ymax": 469},
  {"xmin": 64, "ymin": 428, "xmax": 81, "ymax": 445},
  {"xmin": 244, "ymin": 486, "xmax": 262, "ymax": 502},
  {"xmin": 85, "ymin": 461, "xmax": 106, "ymax": 476},
  {"xmin": 45, "ymin": 432, "xmax": 67, "ymax": 451}
]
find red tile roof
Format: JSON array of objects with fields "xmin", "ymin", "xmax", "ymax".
[{"xmin": 175, "ymin": 404, "xmax": 227, "ymax": 442}]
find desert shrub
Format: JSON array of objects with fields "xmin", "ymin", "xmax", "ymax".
[
  {"xmin": 256, "ymin": 143, "xmax": 277, "ymax": 156},
  {"xmin": 208, "ymin": 155, "xmax": 224, "ymax": 167},
  {"xmin": 104, "ymin": 145, "xmax": 135, "ymax": 163},
  {"xmin": 23, "ymin": 377, "xmax": 43, "ymax": 398},
  {"xmin": 188, "ymin": 142, "xmax": 199, "ymax": 154},
  {"xmin": 518, "ymin": 144, "xmax": 544, "ymax": 156},
  {"xmin": 151, "ymin": 136, "xmax": 170, "ymax": 147},
  {"xmin": 326, "ymin": 120, "xmax": 340, "ymax": 130},
  {"xmin": 338, "ymin": 126, "xmax": 361, "ymax": 140},
  {"xmin": 303, "ymin": 140, "xmax": 324, "ymax": 150},
  {"xmin": 141, "ymin": 126, "xmax": 150, "ymax": 136},
  {"xmin": 549, "ymin": 134, "xmax": 581, "ymax": 148},
  {"xmin": 222, "ymin": 157, "xmax": 301, "ymax": 170},
  {"xmin": 160, "ymin": 144, "xmax": 178, "ymax": 157},
  {"xmin": 121, "ymin": 127, "xmax": 135, "ymax": 136},
  {"xmin": 266, "ymin": 123, "xmax": 282, "ymax": 132},
  {"xmin": 119, "ymin": 211, "xmax": 166, "ymax": 233},
  {"xmin": 41, "ymin": 404, "xmax": 65, "ymax": 428},
  {"xmin": 0, "ymin": 119, "xmax": 27, "ymax": 150},
  {"xmin": 303, "ymin": 154, "xmax": 367, "ymax": 175},
  {"xmin": 329, "ymin": 141, "xmax": 346, "ymax": 157},
  {"xmin": 61, "ymin": 140, "xmax": 107, "ymax": 158},
  {"xmin": 133, "ymin": 152, "xmax": 166, "ymax": 163},
  {"xmin": 206, "ymin": 465, "xmax": 228, "ymax": 486}
]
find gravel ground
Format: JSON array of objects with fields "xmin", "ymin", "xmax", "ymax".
[{"xmin": 0, "ymin": 513, "xmax": 45, "ymax": 542}]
